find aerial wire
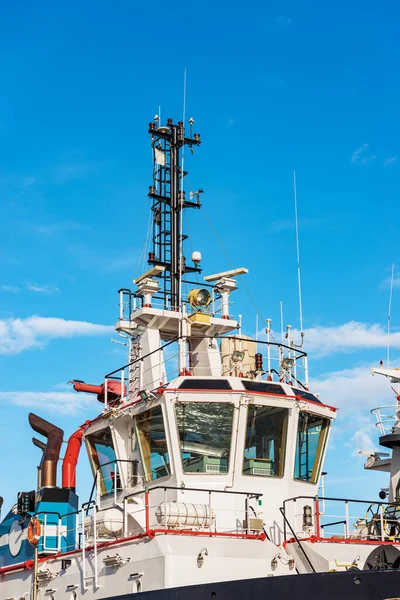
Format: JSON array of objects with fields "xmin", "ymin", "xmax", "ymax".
[
  {"xmin": 293, "ymin": 170, "xmax": 304, "ymax": 342},
  {"xmin": 387, "ymin": 261, "xmax": 395, "ymax": 367}
]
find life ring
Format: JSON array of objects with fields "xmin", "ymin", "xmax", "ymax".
[{"xmin": 27, "ymin": 517, "xmax": 41, "ymax": 546}]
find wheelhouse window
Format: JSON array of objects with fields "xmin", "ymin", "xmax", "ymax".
[
  {"xmin": 243, "ymin": 406, "xmax": 288, "ymax": 477},
  {"xmin": 242, "ymin": 381, "xmax": 286, "ymax": 395},
  {"xmin": 86, "ymin": 427, "xmax": 118, "ymax": 496},
  {"xmin": 134, "ymin": 405, "xmax": 170, "ymax": 481},
  {"xmin": 175, "ymin": 402, "xmax": 234, "ymax": 474},
  {"xmin": 294, "ymin": 412, "xmax": 330, "ymax": 483},
  {"xmin": 178, "ymin": 379, "xmax": 232, "ymax": 390}
]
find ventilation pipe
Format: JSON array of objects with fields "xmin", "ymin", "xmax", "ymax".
[
  {"xmin": 62, "ymin": 423, "xmax": 90, "ymax": 491},
  {"xmin": 29, "ymin": 413, "xmax": 64, "ymax": 488},
  {"xmin": 70, "ymin": 380, "xmax": 126, "ymax": 405}
]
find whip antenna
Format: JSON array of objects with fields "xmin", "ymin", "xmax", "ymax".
[
  {"xmin": 387, "ymin": 262, "xmax": 395, "ymax": 367},
  {"xmin": 294, "ymin": 171, "xmax": 304, "ymax": 343}
]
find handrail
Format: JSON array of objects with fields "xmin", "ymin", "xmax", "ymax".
[
  {"xmin": 88, "ymin": 459, "xmax": 139, "ymax": 505},
  {"xmin": 279, "ymin": 506, "xmax": 316, "ymax": 573},
  {"xmin": 105, "ymin": 334, "xmax": 308, "ymax": 380},
  {"xmin": 122, "ymin": 484, "xmax": 262, "ymax": 500}
]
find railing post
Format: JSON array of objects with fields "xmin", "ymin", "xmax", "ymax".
[
  {"xmin": 114, "ymin": 462, "xmax": 117, "ymax": 504},
  {"xmin": 75, "ymin": 512, "xmax": 79, "ymax": 550},
  {"xmin": 57, "ymin": 516, "xmax": 61, "ymax": 553},
  {"xmin": 81, "ymin": 507, "xmax": 87, "ymax": 590},
  {"xmin": 93, "ymin": 504, "xmax": 98, "ymax": 589},
  {"xmin": 96, "ymin": 470, "xmax": 101, "ymax": 507},
  {"xmin": 344, "ymin": 501, "xmax": 349, "ymax": 539},
  {"xmin": 119, "ymin": 290, "xmax": 124, "ymax": 321},
  {"xmin": 164, "ymin": 487, "xmax": 168, "ymax": 530},
  {"xmin": 209, "ymin": 491, "xmax": 212, "ymax": 533},
  {"xmin": 104, "ymin": 378, "xmax": 108, "ymax": 411},
  {"xmin": 314, "ymin": 496, "xmax": 321, "ymax": 538},
  {"xmin": 245, "ymin": 496, "xmax": 249, "ymax": 534},
  {"xmin": 145, "ymin": 488, "xmax": 150, "ymax": 536},
  {"xmin": 380, "ymin": 504, "xmax": 385, "ymax": 541},
  {"xmin": 123, "ymin": 497, "xmax": 127, "ymax": 538}
]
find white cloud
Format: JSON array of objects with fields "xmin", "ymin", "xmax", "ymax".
[
  {"xmin": 1, "ymin": 285, "xmax": 20, "ymax": 293},
  {"xmin": 292, "ymin": 321, "xmax": 400, "ymax": 357},
  {"xmin": 351, "ymin": 143, "xmax": 376, "ymax": 164},
  {"xmin": 0, "ymin": 316, "xmax": 113, "ymax": 354},
  {"xmin": 311, "ymin": 364, "xmax": 394, "ymax": 412},
  {"xmin": 26, "ymin": 283, "xmax": 59, "ymax": 294},
  {"xmin": 311, "ymin": 364, "xmax": 395, "ymax": 455},
  {"xmin": 0, "ymin": 390, "xmax": 95, "ymax": 415},
  {"xmin": 384, "ymin": 155, "xmax": 397, "ymax": 167}
]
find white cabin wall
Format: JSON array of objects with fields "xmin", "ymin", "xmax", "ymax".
[
  {"xmin": 140, "ymin": 328, "xmax": 166, "ymax": 390},
  {"xmin": 188, "ymin": 337, "xmax": 222, "ymax": 376}
]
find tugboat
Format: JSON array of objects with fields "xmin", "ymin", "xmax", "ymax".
[{"xmin": 1, "ymin": 117, "xmax": 400, "ymax": 600}]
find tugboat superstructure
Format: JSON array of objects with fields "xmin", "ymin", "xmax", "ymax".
[{"xmin": 1, "ymin": 117, "xmax": 400, "ymax": 600}]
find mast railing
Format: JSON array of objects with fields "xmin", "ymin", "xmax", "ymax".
[{"xmin": 104, "ymin": 335, "xmax": 310, "ymax": 404}]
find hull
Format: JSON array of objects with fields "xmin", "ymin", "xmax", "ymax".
[{"xmin": 103, "ymin": 570, "xmax": 400, "ymax": 600}]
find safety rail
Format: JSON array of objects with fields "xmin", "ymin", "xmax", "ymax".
[
  {"xmin": 118, "ymin": 283, "xmax": 222, "ymax": 321},
  {"xmin": 371, "ymin": 405, "xmax": 399, "ymax": 435},
  {"xmin": 34, "ymin": 486, "xmax": 265, "ymax": 555},
  {"xmin": 121, "ymin": 485, "xmax": 265, "ymax": 540},
  {"xmin": 282, "ymin": 495, "xmax": 400, "ymax": 544},
  {"xmin": 103, "ymin": 334, "xmax": 310, "ymax": 407},
  {"xmin": 0, "ymin": 485, "xmax": 268, "ymax": 585}
]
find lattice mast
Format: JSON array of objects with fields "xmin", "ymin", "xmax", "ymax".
[{"xmin": 147, "ymin": 118, "xmax": 202, "ymax": 310}]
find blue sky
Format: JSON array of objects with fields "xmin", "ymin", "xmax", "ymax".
[{"xmin": 1, "ymin": 0, "xmax": 400, "ymax": 512}]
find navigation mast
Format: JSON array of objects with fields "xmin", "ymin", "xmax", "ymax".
[{"xmin": 147, "ymin": 118, "xmax": 202, "ymax": 310}]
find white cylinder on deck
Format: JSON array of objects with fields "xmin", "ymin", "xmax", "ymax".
[
  {"xmin": 156, "ymin": 502, "xmax": 216, "ymax": 528},
  {"xmin": 96, "ymin": 508, "xmax": 124, "ymax": 535}
]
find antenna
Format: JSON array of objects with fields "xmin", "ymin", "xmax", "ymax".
[
  {"xmin": 147, "ymin": 95, "xmax": 201, "ymax": 310},
  {"xmin": 178, "ymin": 69, "xmax": 187, "ymax": 310},
  {"xmin": 293, "ymin": 171, "xmax": 304, "ymax": 341},
  {"xmin": 280, "ymin": 300, "xmax": 284, "ymax": 344},
  {"xmin": 387, "ymin": 262, "xmax": 395, "ymax": 367}
]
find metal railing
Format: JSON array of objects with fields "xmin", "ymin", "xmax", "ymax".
[
  {"xmin": 282, "ymin": 495, "xmax": 400, "ymax": 543},
  {"xmin": 103, "ymin": 334, "xmax": 310, "ymax": 408},
  {"xmin": 122, "ymin": 485, "xmax": 265, "ymax": 540},
  {"xmin": 371, "ymin": 404, "xmax": 399, "ymax": 435}
]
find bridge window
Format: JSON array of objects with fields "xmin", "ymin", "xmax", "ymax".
[
  {"xmin": 294, "ymin": 412, "xmax": 329, "ymax": 483},
  {"xmin": 87, "ymin": 427, "xmax": 118, "ymax": 496},
  {"xmin": 243, "ymin": 406, "xmax": 288, "ymax": 477},
  {"xmin": 134, "ymin": 405, "xmax": 170, "ymax": 481},
  {"xmin": 175, "ymin": 402, "xmax": 234, "ymax": 474}
]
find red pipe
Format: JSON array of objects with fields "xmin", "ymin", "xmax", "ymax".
[
  {"xmin": 72, "ymin": 381, "xmax": 126, "ymax": 405},
  {"xmin": 72, "ymin": 383, "xmax": 102, "ymax": 395},
  {"xmin": 62, "ymin": 427, "xmax": 85, "ymax": 490}
]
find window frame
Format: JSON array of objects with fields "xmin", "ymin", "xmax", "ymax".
[
  {"xmin": 134, "ymin": 404, "xmax": 172, "ymax": 484},
  {"xmin": 86, "ymin": 426, "xmax": 119, "ymax": 497},
  {"xmin": 293, "ymin": 410, "xmax": 330, "ymax": 484},
  {"xmin": 174, "ymin": 400, "xmax": 235, "ymax": 476},
  {"xmin": 242, "ymin": 404, "xmax": 289, "ymax": 479}
]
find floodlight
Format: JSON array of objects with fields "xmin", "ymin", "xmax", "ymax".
[
  {"xmin": 138, "ymin": 390, "xmax": 155, "ymax": 402},
  {"xmin": 281, "ymin": 357, "xmax": 294, "ymax": 370},
  {"xmin": 188, "ymin": 288, "xmax": 211, "ymax": 308},
  {"xmin": 231, "ymin": 350, "xmax": 245, "ymax": 363}
]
